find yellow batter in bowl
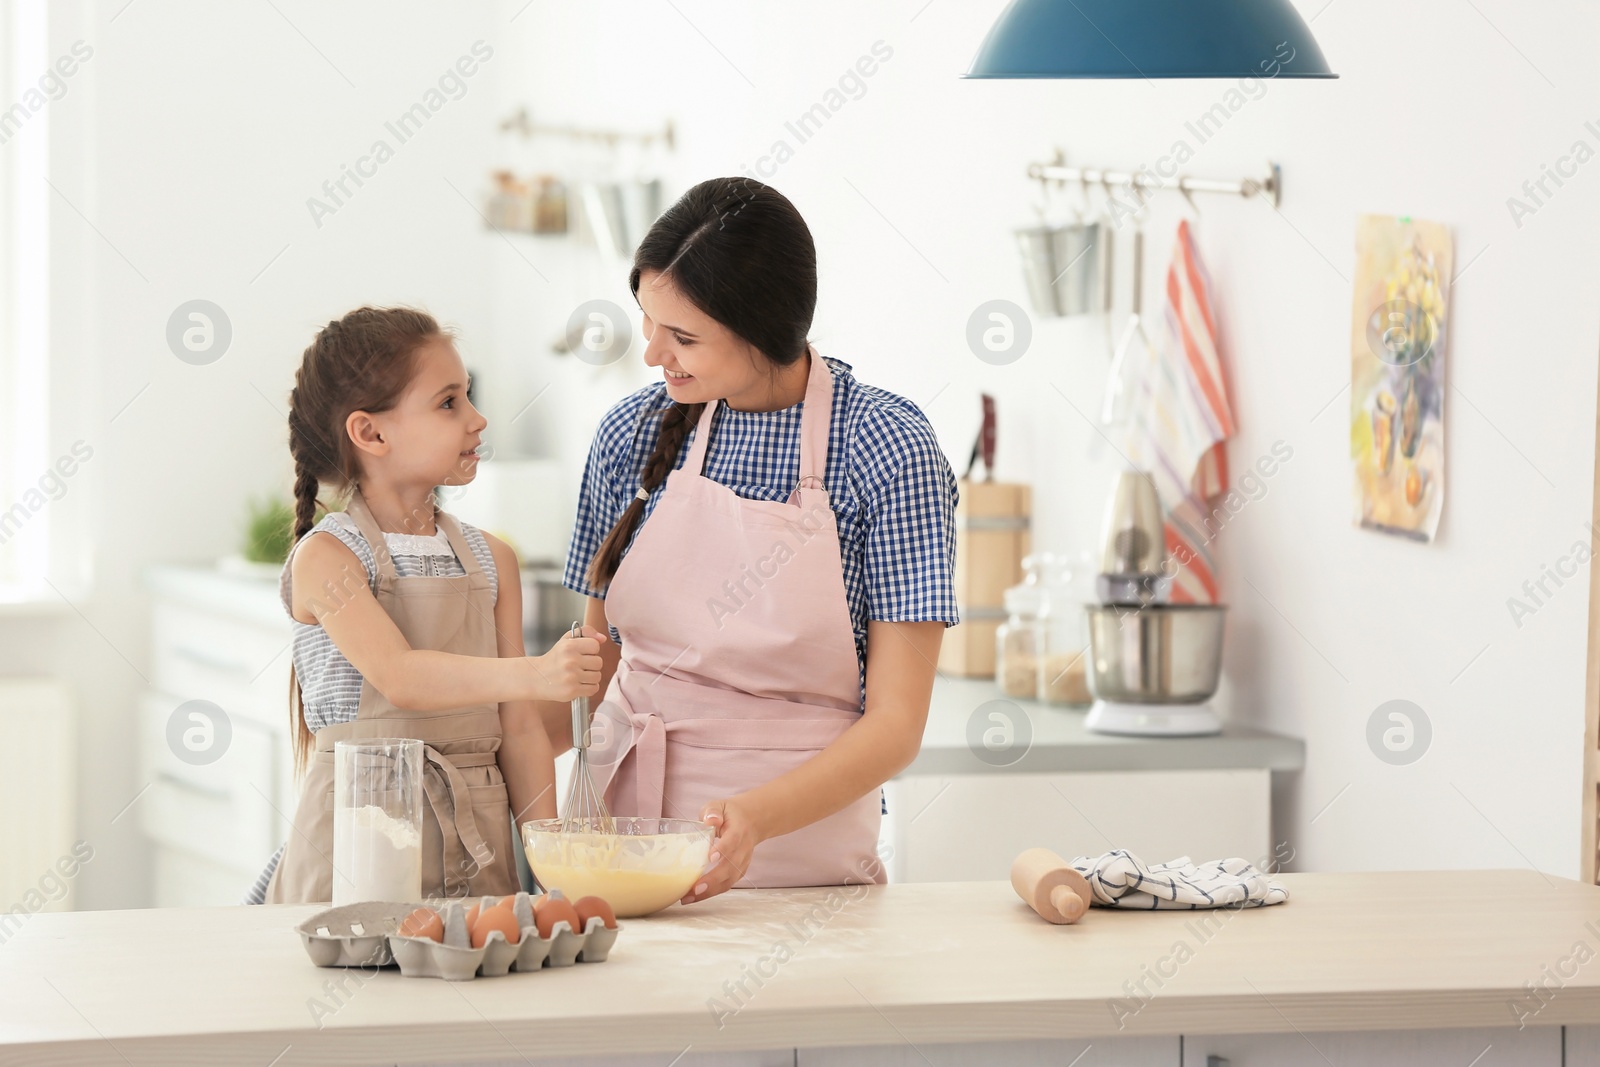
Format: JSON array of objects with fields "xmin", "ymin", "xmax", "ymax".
[{"xmin": 522, "ymin": 817, "xmax": 715, "ymax": 918}]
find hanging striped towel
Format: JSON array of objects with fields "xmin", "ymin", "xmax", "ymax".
[
  {"xmin": 1071, "ymin": 849, "xmax": 1288, "ymax": 910},
  {"xmin": 1120, "ymin": 219, "xmax": 1236, "ymax": 604}
]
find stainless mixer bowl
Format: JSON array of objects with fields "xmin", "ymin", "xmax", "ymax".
[{"xmin": 1085, "ymin": 603, "xmax": 1226, "ymax": 703}]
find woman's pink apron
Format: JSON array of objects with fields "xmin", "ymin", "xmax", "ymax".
[{"xmin": 588, "ymin": 348, "xmax": 886, "ymax": 888}]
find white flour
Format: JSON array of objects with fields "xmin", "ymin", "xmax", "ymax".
[{"xmin": 333, "ymin": 803, "xmax": 422, "ymax": 905}]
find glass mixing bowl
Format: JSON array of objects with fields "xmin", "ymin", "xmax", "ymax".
[{"xmin": 521, "ymin": 817, "xmax": 715, "ymax": 918}]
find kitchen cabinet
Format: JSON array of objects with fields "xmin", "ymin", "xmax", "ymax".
[
  {"xmin": 1571, "ymin": 1027, "xmax": 1600, "ymax": 1065},
  {"xmin": 437, "ymin": 1054, "xmax": 796, "ymax": 1067},
  {"xmin": 887, "ymin": 769, "xmax": 1271, "ymax": 883},
  {"xmin": 141, "ymin": 566, "xmax": 299, "ymax": 907},
  {"xmin": 1181, "ymin": 1027, "xmax": 1560, "ymax": 1066},
  {"xmin": 801, "ymin": 1038, "xmax": 1177, "ymax": 1065},
  {"xmin": 412, "ymin": 1049, "xmax": 1167, "ymax": 1067},
  {"xmin": 887, "ymin": 678, "xmax": 1302, "ymax": 882}
]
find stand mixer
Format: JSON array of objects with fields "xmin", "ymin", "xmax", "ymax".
[{"xmin": 1084, "ymin": 471, "xmax": 1226, "ymax": 736}]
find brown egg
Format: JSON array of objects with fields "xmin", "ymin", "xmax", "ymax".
[
  {"xmin": 573, "ymin": 896, "xmax": 617, "ymax": 930},
  {"xmin": 471, "ymin": 903, "xmax": 521, "ymax": 948},
  {"xmin": 467, "ymin": 896, "xmax": 514, "ymax": 926},
  {"xmin": 534, "ymin": 894, "xmax": 581, "ymax": 939},
  {"xmin": 399, "ymin": 907, "xmax": 443, "ymax": 942}
]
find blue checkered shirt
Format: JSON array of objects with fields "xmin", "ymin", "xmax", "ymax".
[{"xmin": 562, "ymin": 357, "xmax": 960, "ymax": 816}]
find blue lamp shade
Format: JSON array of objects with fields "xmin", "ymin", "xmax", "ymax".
[{"xmin": 965, "ymin": 0, "xmax": 1338, "ymax": 79}]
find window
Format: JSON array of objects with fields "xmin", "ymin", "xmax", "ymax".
[{"xmin": 0, "ymin": 0, "xmax": 51, "ymax": 600}]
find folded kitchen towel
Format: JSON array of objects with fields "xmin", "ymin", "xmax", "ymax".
[{"xmin": 1070, "ymin": 849, "xmax": 1287, "ymax": 909}]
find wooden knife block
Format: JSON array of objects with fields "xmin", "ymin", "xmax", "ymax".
[{"xmin": 938, "ymin": 480, "xmax": 1032, "ymax": 678}]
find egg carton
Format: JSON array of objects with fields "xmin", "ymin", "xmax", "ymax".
[
  {"xmin": 297, "ymin": 900, "xmax": 413, "ymax": 968},
  {"xmin": 297, "ymin": 890, "xmax": 621, "ymax": 981}
]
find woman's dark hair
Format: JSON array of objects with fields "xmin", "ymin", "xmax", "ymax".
[
  {"xmin": 586, "ymin": 177, "xmax": 818, "ymax": 588},
  {"xmin": 284, "ymin": 306, "xmax": 446, "ymax": 776}
]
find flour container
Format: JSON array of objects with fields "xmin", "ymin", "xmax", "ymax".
[{"xmin": 332, "ymin": 738, "xmax": 423, "ymax": 907}]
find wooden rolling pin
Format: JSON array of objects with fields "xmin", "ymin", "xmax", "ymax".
[{"xmin": 1011, "ymin": 848, "xmax": 1092, "ymax": 924}]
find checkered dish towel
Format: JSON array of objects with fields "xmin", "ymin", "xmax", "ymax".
[{"xmin": 1070, "ymin": 849, "xmax": 1287, "ymax": 910}]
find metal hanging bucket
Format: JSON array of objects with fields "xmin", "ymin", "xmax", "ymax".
[{"xmin": 1015, "ymin": 205, "xmax": 1111, "ymax": 318}]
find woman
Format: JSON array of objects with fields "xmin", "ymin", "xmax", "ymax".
[{"xmin": 555, "ymin": 177, "xmax": 958, "ymax": 902}]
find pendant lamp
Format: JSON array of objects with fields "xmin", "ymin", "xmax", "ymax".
[{"xmin": 965, "ymin": 0, "xmax": 1338, "ymax": 79}]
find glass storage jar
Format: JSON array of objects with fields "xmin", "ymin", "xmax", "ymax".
[
  {"xmin": 995, "ymin": 581, "xmax": 1045, "ymax": 700},
  {"xmin": 1037, "ymin": 553, "xmax": 1093, "ymax": 706}
]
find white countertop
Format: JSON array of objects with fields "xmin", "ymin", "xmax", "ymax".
[
  {"xmin": 909, "ymin": 676, "xmax": 1304, "ymax": 775},
  {"xmin": 2, "ymin": 871, "xmax": 1594, "ymax": 1063}
]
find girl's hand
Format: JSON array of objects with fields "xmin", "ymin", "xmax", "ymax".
[
  {"xmin": 530, "ymin": 625, "xmax": 606, "ymax": 702},
  {"xmin": 681, "ymin": 798, "xmax": 764, "ymax": 905}
]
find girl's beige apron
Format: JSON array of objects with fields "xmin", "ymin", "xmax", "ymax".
[
  {"xmin": 264, "ymin": 489, "xmax": 519, "ymax": 904},
  {"xmin": 589, "ymin": 349, "xmax": 886, "ymax": 889}
]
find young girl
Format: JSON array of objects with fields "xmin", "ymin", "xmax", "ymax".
[{"xmin": 244, "ymin": 306, "xmax": 604, "ymax": 905}]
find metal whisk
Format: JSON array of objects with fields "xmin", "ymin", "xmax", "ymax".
[{"xmin": 560, "ymin": 621, "xmax": 615, "ymax": 835}]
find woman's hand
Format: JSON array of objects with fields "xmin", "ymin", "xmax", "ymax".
[
  {"xmin": 681, "ymin": 797, "xmax": 766, "ymax": 904},
  {"xmin": 528, "ymin": 625, "xmax": 607, "ymax": 702}
]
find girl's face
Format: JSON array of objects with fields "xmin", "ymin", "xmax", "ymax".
[
  {"xmin": 355, "ymin": 336, "xmax": 486, "ymax": 493},
  {"xmin": 636, "ymin": 270, "xmax": 783, "ymax": 410}
]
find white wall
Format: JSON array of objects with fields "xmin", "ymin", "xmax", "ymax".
[
  {"xmin": 486, "ymin": 0, "xmax": 1600, "ymax": 880},
  {"xmin": 6, "ymin": 0, "xmax": 1596, "ymax": 909},
  {"xmin": 2, "ymin": 0, "xmax": 506, "ymax": 908}
]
